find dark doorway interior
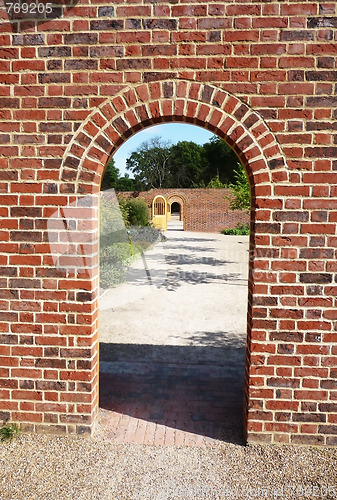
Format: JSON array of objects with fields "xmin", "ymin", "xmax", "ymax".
[
  {"xmin": 168, "ymin": 201, "xmax": 184, "ymax": 230},
  {"xmin": 171, "ymin": 201, "xmax": 181, "ymax": 218}
]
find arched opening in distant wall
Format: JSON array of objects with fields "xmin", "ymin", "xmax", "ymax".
[
  {"xmin": 170, "ymin": 202, "xmax": 181, "ymax": 217},
  {"xmin": 167, "ymin": 194, "xmax": 185, "ymax": 231}
]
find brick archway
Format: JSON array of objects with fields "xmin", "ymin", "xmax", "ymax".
[
  {"xmin": 167, "ymin": 193, "xmax": 185, "ymax": 225},
  {"xmin": 58, "ymin": 79, "xmax": 290, "ymax": 442},
  {"xmin": 2, "ymin": 3, "xmax": 337, "ymax": 447}
]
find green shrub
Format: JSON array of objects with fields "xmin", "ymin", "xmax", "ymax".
[
  {"xmin": 206, "ymin": 175, "xmax": 227, "ymax": 188},
  {"xmin": 221, "ymin": 222, "xmax": 250, "ymax": 235},
  {"xmin": 100, "ymin": 195, "xmax": 149, "ymax": 231},
  {"xmin": 100, "ymin": 242, "xmax": 134, "ymax": 288},
  {"xmin": 227, "ymin": 162, "xmax": 250, "ymax": 212},
  {"xmin": 99, "ymin": 196, "xmax": 155, "ymax": 289},
  {"xmin": 100, "ymin": 195, "xmax": 129, "ymax": 234},
  {"xmin": 0, "ymin": 423, "xmax": 20, "ymax": 442},
  {"xmin": 100, "ymin": 226, "xmax": 163, "ymax": 289},
  {"xmin": 124, "ymin": 198, "xmax": 149, "ymax": 226},
  {"xmin": 117, "ymin": 199, "xmax": 130, "ymax": 228}
]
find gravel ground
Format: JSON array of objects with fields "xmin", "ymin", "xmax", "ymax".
[
  {"xmin": 0, "ymin": 429, "xmax": 337, "ymax": 499},
  {"xmin": 2, "ymin": 232, "xmax": 335, "ymax": 499}
]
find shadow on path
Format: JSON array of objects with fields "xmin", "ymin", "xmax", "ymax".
[{"xmin": 99, "ymin": 342, "xmax": 246, "ymax": 446}]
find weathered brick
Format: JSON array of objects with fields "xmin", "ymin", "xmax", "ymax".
[
  {"xmin": 38, "ymin": 47, "xmax": 71, "ymax": 58},
  {"xmin": 98, "ymin": 6, "xmax": 114, "ymax": 17},
  {"xmin": 64, "ymin": 60, "xmax": 98, "ymax": 71},
  {"xmin": 12, "ymin": 34, "xmax": 45, "ymax": 45},
  {"xmin": 90, "ymin": 20, "xmax": 124, "ymax": 31},
  {"xmin": 64, "ymin": 34, "xmax": 98, "ymax": 45},
  {"xmin": 308, "ymin": 17, "xmax": 337, "ymax": 28},
  {"xmin": 143, "ymin": 19, "xmax": 177, "ymax": 30},
  {"xmin": 306, "ymin": 70, "xmax": 337, "ymax": 81},
  {"xmin": 280, "ymin": 30, "xmax": 314, "ymax": 41}
]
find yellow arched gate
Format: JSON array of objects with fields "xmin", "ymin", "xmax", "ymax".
[{"xmin": 152, "ymin": 195, "xmax": 167, "ymax": 230}]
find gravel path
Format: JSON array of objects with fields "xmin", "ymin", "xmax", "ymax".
[
  {"xmin": 2, "ymin": 231, "xmax": 336, "ymax": 499},
  {"xmin": 1, "ymin": 432, "xmax": 337, "ymax": 499},
  {"xmin": 99, "ymin": 231, "xmax": 249, "ymax": 352}
]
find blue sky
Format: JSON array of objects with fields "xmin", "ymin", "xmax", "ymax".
[{"xmin": 113, "ymin": 123, "xmax": 215, "ymax": 176}]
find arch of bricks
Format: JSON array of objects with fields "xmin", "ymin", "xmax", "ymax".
[
  {"xmin": 1, "ymin": 2, "xmax": 337, "ymax": 446},
  {"xmin": 60, "ymin": 80, "xmax": 288, "ymax": 195},
  {"xmin": 166, "ymin": 193, "xmax": 186, "ymax": 222}
]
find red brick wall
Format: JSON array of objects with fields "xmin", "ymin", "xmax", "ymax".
[
  {"xmin": 1, "ymin": 2, "xmax": 337, "ymax": 445},
  {"xmin": 118, "ymin": 188, "xmax": 249, "ymax": 232}
]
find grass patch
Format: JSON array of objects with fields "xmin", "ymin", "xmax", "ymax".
[
  {"xmin": 221, "ymin": 223, "xmax": 250, "ymax": 236},
  {"xmin": 0, "ymin": 423, "xmax": 20, "ymax": 442}
]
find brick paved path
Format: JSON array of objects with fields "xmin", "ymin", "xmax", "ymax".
[{"xmin": 99, "ymin": 356, "xmax": 245, "ymax": 446}]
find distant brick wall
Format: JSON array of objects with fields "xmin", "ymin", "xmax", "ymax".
[
  {"xmin": 1, "ymin": 1, "xmax": 337, "ymax": 446},
  {"xmin": 118, "ymin": 188, "xmax": 249, "ymax": 232}
]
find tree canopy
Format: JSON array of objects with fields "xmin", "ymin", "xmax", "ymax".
[
  {"xmin": 101, "ymin": 157, "xmax": 139, "ymax": 191},
  {"xmin": 101, "ymin": 134, "xmax": 246, "ymax": 193},
  {"xmin": 126, "ymin": 137, "xmax": 172, "ymax": 189},
  {"xmin": 168, "ymin": 141, "xmax": 205, "ymax": 188},
  {"xmin": 100, "ymin": 157, "xmax": 119, "ymax": 191},
  {"xmin": 201, "ymin": 136, "xmax": 239, "ymax": 185}
]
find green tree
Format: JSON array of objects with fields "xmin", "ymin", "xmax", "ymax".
[
  {"xmin": 228, "ymin": 163, "xmax": 250, "ymax": 211},
  {"xmin": 126, "ymin": 137, "xmax": 171, "ymax": 189},
  {"xmin": 116, "ymin": 174, "xmax": 138, "ymax": 191},
  {"xmin": 101, "ymin": 157, "xmax": 119, "ymax": 191},
  {"xmin": 123, "ymin": 133, "xmax": 248, "ymax": 191},
  {"xmin": 123, "ymin": 198, "xmax": 149, "ymax": 226},
  {"xmin": 168, "ymin": 141, "xmax": 207, "ymax": 187},
  {"xmin": 101, "ymin": 158, "xmax": 140, "ymax": 192},
  {"xmin": 206, "ymin": 175, "xmax": 227, "ymax": 188},
  {"xmin": 201, "ymin": 136, "xmax": 239, "ymax": 185}
]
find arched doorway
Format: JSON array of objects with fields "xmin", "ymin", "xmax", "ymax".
[
  {"xmin": 170, "ymin": 202, "xmax": 180, "ymax": 216},
  {"xmin": 152, "ymin": 195, "xmax": 168, "ymax": 231},
  {"xmin": 59, "ymin": 79, "xmax": 289, "ymax": 442},
  {"xmin": 167, "ymin": 194, "xmax": 185, "ymax": 231}
]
